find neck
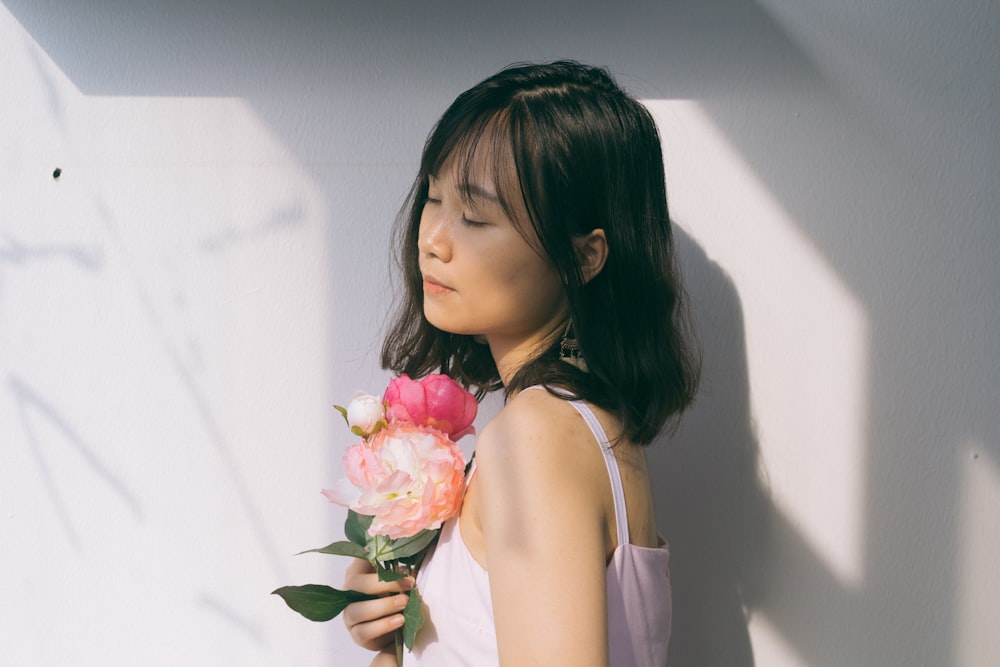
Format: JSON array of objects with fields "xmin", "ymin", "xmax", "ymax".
[{"xmin": 488, "ymin": 322, "xmax": 565, "ymax": 387}]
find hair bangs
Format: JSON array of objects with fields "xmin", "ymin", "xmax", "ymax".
[{"xmin": 423, "ymin": 109, "xmax": 543, "ymax": 253}]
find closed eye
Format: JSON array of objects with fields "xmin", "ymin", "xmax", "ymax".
[
  {"xmin": 423, "ymin": 185, "xmax": 486, "ymax": 226},
  {"xmin": 461, "ymin": 216, "xmax": 488, "ymax": 228}
]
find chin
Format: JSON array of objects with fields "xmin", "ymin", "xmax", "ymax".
[
  {"xmin": 424, "ymin": 312, "xmax": 477, "ymax": 337},
  {"xmin": 424, "ymin": 310, "xmax": 458, "ymax": 334}
]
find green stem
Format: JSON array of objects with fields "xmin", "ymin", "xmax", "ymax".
[{"xmin": 387, "ymin": 560, "xmax": 411, "ymax": 667}]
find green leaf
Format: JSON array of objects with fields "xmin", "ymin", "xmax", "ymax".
[
  {"xmin": 402, "ymin": 587, "xmax": 424, "ymax": 650},
  {"xmin": 370, "ymin": 529, "xmax": 439, "ymax": 562},
  {"xmin": 350, "ymin": 419, "xmax": 387, "ymax": 438},
  {"xmin": 271, "ymin": 584, "xmax": 376, "ymax": 622},
  {"xmin": 333, "ymin": 404, "xmax": 349, "ymax": 424},
  {"xmin": 375, "ymin": 561, "xmax": 408, "ymax": 582},
  {"xmin": 345, "ymin": 510, "xmax": 373, "ymax": 548},
  {"xmin": 298, "ymin": 540, "xmax": 367, "ymax": 559}
]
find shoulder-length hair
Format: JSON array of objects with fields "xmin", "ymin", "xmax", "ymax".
[{"xmin": 382, "ymin": 61, "xmax": 699, "ymax": 445}]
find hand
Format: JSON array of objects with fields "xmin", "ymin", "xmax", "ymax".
[
  {"xmin": 368, "ymin": 648, "xmax": 401, "ymax": 667},
  {"xmin": 342, "ymin": 558, "xmax": 414, "ymax": 653}
]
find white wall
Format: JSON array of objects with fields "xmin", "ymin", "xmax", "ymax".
[{"xmin": 1, "ymin": 1, "xmax": 997, "ymax": 666}]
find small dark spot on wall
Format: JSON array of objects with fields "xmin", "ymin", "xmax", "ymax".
[{"xmin": 52, "ymin": 167, "xmax": 62, "ymax": 180}]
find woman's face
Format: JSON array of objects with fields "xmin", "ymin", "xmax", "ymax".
[{"xmin": 418, "ymin": 153, "xmax": 568, "ymax": 370}]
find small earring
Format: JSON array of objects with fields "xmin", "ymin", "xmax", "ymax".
[{"xmin": 559, "ymin": 320, "xmax": 588, "ymax": 371}]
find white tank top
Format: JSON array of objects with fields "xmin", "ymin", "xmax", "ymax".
[{"xmin": 408, "ymin": 399, "xmax": 672, "ymax": 666}]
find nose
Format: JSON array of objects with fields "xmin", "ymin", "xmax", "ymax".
[{"xmin": 417, "ymin": 204, "xmax": 452, "ymax": 262}]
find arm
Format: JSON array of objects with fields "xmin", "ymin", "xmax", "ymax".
[
  {"xmin": 341, "ymin": 558, "xmax": 412, "ymax": 663},
  {"xmin": 475, "ymin": 393, "xmax": 612, "ymax": 666}
]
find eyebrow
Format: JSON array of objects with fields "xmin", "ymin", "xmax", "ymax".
[{"xmin": 429, "ymin": 174, "xmax": 499, "ymax": 204}]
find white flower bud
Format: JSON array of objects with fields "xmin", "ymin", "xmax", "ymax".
[{"xmin": 345, "ymin": 392, "xmax": 386, "ymax": 436}]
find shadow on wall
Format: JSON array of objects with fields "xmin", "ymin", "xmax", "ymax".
[
  {"xmin": 10, "ymin": 1, "xmax": 998, "ymax": 665},
  {"xmin": 2, "ymin": 1, "xmax": 792, "ymax": 663},
  {"xmin": 649, "ymin": 226, "xmax": 767, "ymax": 667},
  {"xmin": 8, "ymin": 375, "xmax": 145, "ymax": 551}
]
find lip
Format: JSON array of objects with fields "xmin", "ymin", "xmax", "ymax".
[{"xmin": 422, "ymin": 274, "xmax": 455, "ymax": 295}]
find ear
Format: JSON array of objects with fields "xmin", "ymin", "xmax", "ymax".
[{"xmin": 573, "ymin": 229, "xmax": 608, "ymax": 284}]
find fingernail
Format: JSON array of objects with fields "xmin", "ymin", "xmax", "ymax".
[
  {"xmin": 391, "ymin": 613, "xmax": 406, "ymax": 627},
  {"xmin": 394, "ymin": 594, "xmax": 408, "ymax": 608},
  {"xmin": 399, "ymin": 577, "xmax": 415, "ymax": 590}
]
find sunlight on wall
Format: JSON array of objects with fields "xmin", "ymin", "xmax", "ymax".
[
  {"xmin": 0, "ymin": 7, "xmax": 334, "ymax": 664},
  {"xmin": 646, "ymin": 99, "xmax": 870, "ymax": 586},
  {"xmin": 7, "ymin": 1, "xmax": 993, "ymax": 663},
  {"xmin": 645, "ymin": 99, "xmax": 869, "ymax": 664},
  {"xmin": 956, "ymin": 444, "xmax": 1000, "ymax": 666},
  {"xmin": 748, "ymin": 612, "xmax": 807, "ymax": 667}
]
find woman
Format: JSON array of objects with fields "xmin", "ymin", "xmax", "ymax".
[{"xmin": 343, "ymin": 61, "xmax": 699, "ymax": 666}]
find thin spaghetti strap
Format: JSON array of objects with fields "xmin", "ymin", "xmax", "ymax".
[{"xmin": 568, "ymin": 401, "xmax": 630, "ymax": 546}]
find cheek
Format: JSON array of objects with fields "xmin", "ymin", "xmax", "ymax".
[{"xmin": 499, "ymin": 257, "xmax": 565, "ymax": 312}]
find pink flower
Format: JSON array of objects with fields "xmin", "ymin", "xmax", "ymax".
[
  {"xmin": 322, "ymin": 422, "xmax": 466, "ymax": 539},
  {"xmin": 383, "ymin": 374, "xmax": 478, "ymax": 441}
]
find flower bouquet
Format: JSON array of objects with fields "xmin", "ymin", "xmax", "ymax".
[{"xmin": 273, "ymin": 374, "xmax": 477, "ymax": 665}]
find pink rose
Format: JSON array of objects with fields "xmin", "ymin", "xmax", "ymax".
[
  {"xmin": 383, "ymin": 374, "xmax": 478, "ymax": 441},
  {"xmin": 322, "ymin": 422, "xmax": 466, "ymax": 539}
]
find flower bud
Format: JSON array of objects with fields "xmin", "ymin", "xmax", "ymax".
[{"xmin": 344, "ymin": 392, "xmax": 386, "ymax": 437}]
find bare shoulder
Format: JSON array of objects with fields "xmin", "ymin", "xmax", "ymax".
[
  {"xmin": 476, "ymin": 388, "xmax": 598, "ymax": 469},
  {"xmin": 473, "ymin": 388, "xmax": 612, "ymax": 523},
  {"xmin": 474, "ymin": 388, "xmax": 616, "ymax": 663}
]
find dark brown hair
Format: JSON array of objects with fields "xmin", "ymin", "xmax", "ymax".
[{"xmin": 382, "ymin": 61, "xmax": 699, "ymax": 445}]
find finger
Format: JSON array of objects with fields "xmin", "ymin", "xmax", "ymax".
[
  {"xmin": 355, "ymin": 629, "xmax": 396, "ymax": 654},
  {"xmin": 343, "ymin": 593, "xmax": 409, "ymax": 634},
  {"xmin": 370, "ymin": 649, "xmax": 400, "ymax": 667},
  {"xmin": 349, "ymin": 612, "xmax": 407, "ymax": 651},
  {"xmin": 351, "ymin": 615, "xmax": 406, "ymax": 652},
  {"xmin": 344, "ymin": 571, "xmax": 414, "ymax": 597},
  {"xmin": 345, "ymin": 557, "xmax": 375, "ymax": 577}
]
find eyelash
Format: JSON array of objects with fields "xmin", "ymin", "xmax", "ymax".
[{"xmin": 424, "ymin": 196, "xmax": 487, "ymax": 228}]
